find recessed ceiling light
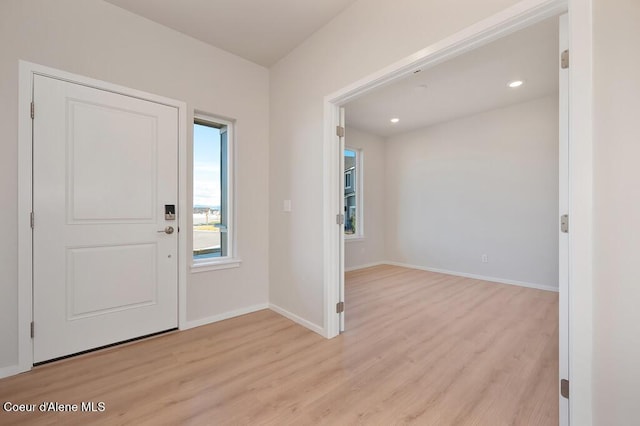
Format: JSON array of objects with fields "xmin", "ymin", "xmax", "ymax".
[
  {"xmin": 390, "ymin": 118, "xmax": 400, "ymax": 123},
  {"xmin": 508, "ymin": 80, "xmax": 524, "ymax": 88}
]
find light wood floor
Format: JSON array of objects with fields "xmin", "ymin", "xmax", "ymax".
[{"xmin": 0, "ymin": 265, "xmax": 558, "ymax": 425}]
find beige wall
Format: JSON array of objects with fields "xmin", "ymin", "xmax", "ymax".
[
  {"xmin": 593, "ymin": 0, "xmax": 640, "ymax": 423},
  {"xmin": 0, "ymin": 0, "xmax": 269, "ymax": 370},
  {"xmin": 384, "ymin": 96, "xmax": 559, "ymax": 289},
  {"xmin": 269, "ymin": 0, "xmax": 521, "ymax": 328},
  {"xmin": 343, "ymin": 127, "xmax": 386, "ymax": 270}
]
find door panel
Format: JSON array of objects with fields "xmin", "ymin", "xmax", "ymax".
[
  {"xmin": 339, "ymin": 106, "xmax": 345, "ymax": 333},
  {"xmin": 33, "ymin": 75, "xmax": 178, "ymax": 363},
  {"xmin": 558, "ymin": 12, "xmax": 570, "ymax": 426},
  {"xmin": 68, "ymin": 100, "xmax": 157, "ymax": 222},
  {"xmin": 67, "ymin": 244, "xmax": 157, "ymax": 319}
]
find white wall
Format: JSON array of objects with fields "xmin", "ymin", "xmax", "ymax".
[
  {"xmin": 384, "ymin": 96, "xmax": 559, "ymax": 289},
  {"xmin": 344, "ymin": 127, "xmax": 386, "ymax": 270},
  {"xmin": 0, "ymin": 0, "xmax": 269, "ymax": 371},
  {"xmin": 269, "ymin": 0, "xmax": 522, "ymax": 328},
  {"xmin": 593, "ymin": 0, "xmax": 640, "ymax": 423}
]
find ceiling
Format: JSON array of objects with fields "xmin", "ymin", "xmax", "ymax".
[
  {"xmin": 345, "ymin": 17, "xmax": 559, "ymax": 138},
  {"xmin": 104, "ymin": 0, "xmax": 358, "ymax": 67}
]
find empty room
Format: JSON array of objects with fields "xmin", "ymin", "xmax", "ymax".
[
  {"xmin": 341, "ymin": 16, "xmax": 561, "ymax": 423},
  {"xmin": 0, "ymin": 0, "xmax": 639, "ymax": 425}
]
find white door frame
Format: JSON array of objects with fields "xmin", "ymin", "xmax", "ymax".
[
  {"xmin": 17, "ymin": 61, "xmax": 188, "ymax": 373},
  {"xmin": 322, "ymin": 0, "xmax": 593, "ymax": 424}
]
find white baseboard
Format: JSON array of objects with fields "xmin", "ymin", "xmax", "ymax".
[
  {"xmin": 344, "ymin": 261, "xmax": 385, "ymax": 272},
  {"xmin": 385, "ymin": 261, "xmax": 559, "ymax": 292},
  {"xmin": 268, "ymin": 303, "xmax": 325, "ymax": 336},
  {"xmin": 182, "ymin": 303, "xmax": 269, "ymax": 330},
  {"xmin": 0, "ymin": 303, "xmax": 314, "ymax": 380},
  {"xmin": 0, "ymin": 364, "xmax": 25, "ymax": 380}
]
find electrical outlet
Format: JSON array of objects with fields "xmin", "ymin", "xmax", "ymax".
[{"xmin": 481, "ymin": 254, "xmax": 488, "ymax": 263}]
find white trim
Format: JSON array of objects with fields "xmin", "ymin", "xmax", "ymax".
[
  {"xmin": 344, "ymin": 236, "xmax": 365, "ymax": 243},
  {"xmin": 190, "ymin": 258, "xmax": 242, "ymax": 273},
  {"xmin": 345, "ymin": 259, "xmax": 560, "ymax": 291},
  {"xmin": 178, "ymin": 94, "xmax": 188, "ymax": 332},
  {"xmin": 182, "ymin": 303, "xmax": 268, "ymax": 330},
  {"xmin": 338, "ymin": 107, "xmax": 346, "ymax": 333},
  {"xmin": 17, "ymin": 61, "xmax": 34, "ymax": 376},
  {"xmin": 324, "ymin": 0, "xmax": 569, "ymax": 340},
  {"xmin": 344, "ymin": 262, "xmax": 385, "ymax": 272},
  {"xmin": 567, "ymin": 0, "xmax": 593, "ymax": 424},
  {"xmin": 323, "ymin": 101, "xmax": 342, "ymax": 338},
  {"xmin": 385, "ymin": 262, "xmax": 559, "ymax": 293},
  {"xmin": 17, "ymin": 60, "xmax": 189, "ymax": 375},
  {"xmin": 0, "ymin": 365, "xmax": 24, "ymax": 380},
  {"xmin": 325, "ymin": 0, "xmax": 568, "ymax": 106},
  {"xmin": 192, "ymin": 112, "xmax": 236, "ymax": 263},
  {"xmin": 269, "ymin": 304, "xmax": 325, "ymax": 336}
]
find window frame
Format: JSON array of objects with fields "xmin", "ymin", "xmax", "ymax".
[
  {"xmin": 191, "ymin": 112, "xmax": 241, "ymax": 272},
  {"xmin": 344, "ymin": 147, "xmax": 364, "ymax": 241},
  {"xmin": 345, "ymin": 170, "xmax": 353, "ymax": 190}
]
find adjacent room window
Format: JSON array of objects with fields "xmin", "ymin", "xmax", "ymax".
[
  {"xmin": 344, "ymin": 148, "xmax": 362, "ymax": 237},
  {"xmin": 193, "ymin": 115, "xmax": 234, "ymax": 264}
]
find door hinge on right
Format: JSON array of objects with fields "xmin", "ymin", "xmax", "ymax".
[
  {"xmin": 561, "ymin": 214, "xmax": 569, "ymax": 233},
  {"xmin": 336, "ymin": 301, "xmax": 344, "ymax": 314},
  {"xmin": 560, "ymin": 379, "xmax": 569, "ymax": 399},
  {"xmin": 30, "ymin": 101, "xmax": 34, "ymax": 119},
  {"xmin": 336, "ymin": 213, "xmax": 344, "ymax": 225},
  {"xmin": 561, "ymin": 49, "xmax": 569, "ymax": 69},
  {"xmin": 336, "ymin": 125, "xmax": 345, "ymax": 138},
  {"xmin": 30, "ymin": 321, "xmax": 34, "ymax": 339}
]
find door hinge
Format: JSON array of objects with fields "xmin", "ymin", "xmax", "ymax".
[
  {"xmin": 30, "ymin": 321, "xmax": 34, "ymax": 339},
  {"xmin": 560, "ymin": 379, "xmax": 569, "ymax": 399},
  {"xmin": 336, "ymin": 213, "xmax": 344, "ymax": 225},
  {"xmin": 30, "ymin": 212, "xmax": 34, "ymax": 229},
  {"xmin": 336, "ymin": 301, "xmax": 344, "ymax": 314},
  {"xmin": 561, "ymin": 49, "xmax": 569, "ymax": 69},
  {"xmin": 30, "ymin": 101, "xmax": 34, "ymax": 119},
  {"xmin": 336, "ymin": 125, "xmax": 345, "ymax": 138},
  {"xmin": 561, "ymin": 214, "xmax": 569, "ymax": 233}
]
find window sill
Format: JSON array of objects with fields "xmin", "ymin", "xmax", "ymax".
[
  {"xmin": 191, "ymin": 258, "xmax": 242, "ymax": 273},
  {"xmin": 345, "ymin": 236, "xmax": 365, "ymax": 243}
]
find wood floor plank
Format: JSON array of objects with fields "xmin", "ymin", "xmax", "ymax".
[{"xmin": 0, "ymin": 265, "xmax": 558, "ymax": 425}]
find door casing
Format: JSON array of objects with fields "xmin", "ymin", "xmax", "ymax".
[{"xmin": 17, "ymin": 61, "xmax": 188, "ymax": 372}]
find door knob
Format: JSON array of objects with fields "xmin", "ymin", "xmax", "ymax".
[{"xmin": 158, "ymin": 226, "xmax": 174, "ymax": 234}]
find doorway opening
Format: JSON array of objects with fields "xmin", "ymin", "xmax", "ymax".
[{"xmin": 324, "ymin": 3, "xmax": 570, "ymax": 425}]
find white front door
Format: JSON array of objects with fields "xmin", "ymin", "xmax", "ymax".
[{"xmin": 32, "ymin": 75, "xmax": 178, "ymax": 363}]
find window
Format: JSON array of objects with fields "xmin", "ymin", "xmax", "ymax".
[
  {"xmin": 192, "ymin": 114, "xmax": 238, "ymax": 269},
  {"xmin": 344, "ymin": 148, "xmax": 362, "ymax": 238},
  {"xmin": 345, "ymin": 170, "xmax": 352, "ymax": 190}
]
